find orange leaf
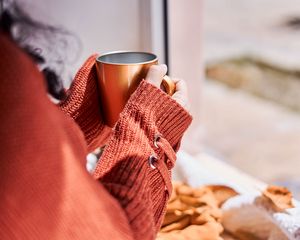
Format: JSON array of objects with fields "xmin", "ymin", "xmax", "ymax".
[{"xmin": 262, "ymin": 185, "xmax": 294, "ymax": 211}]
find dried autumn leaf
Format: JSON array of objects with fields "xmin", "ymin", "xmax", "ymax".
[
  {"xmin": 157, "ymin": 223, "xmax": 224, "ymax": 240},
  {"xmin": 207, "ymin": 185, "xmax": 239, "ymax": 207},
  {"xmin": 179, "ymin": 195, "xmax": 204, "ymax": 207},
  {"xmin": 169, "ymin": 188, "xmax": 177, "ymax": 203},
  {"xmin": 262, "ymin": 185, "xmax": 294, "ymax": 211},
  {"xmin": 182, "ymin": 209, "xmax": 194, "ymax": 215},
  {"xmin": 163, "ymin": 210, "xmax": 187, "ymax": 227},
  {"xmin": 160, "ymin": 215, "xmax": 191, "ymax": 233},
  {"xmin": 176, "ymin": 184, "xmax": 194, "ymax": 196},
  {"xmin": 157, "ymin": 231, "xmax": 185, "ymax": 240},
  {"xmin": 197, "ymin": 191, "xmax": 219, "ymax": 208},
  {"xmin": 190, "ymin": 211, "xmax": 216, "ymax": 225},
  {"xmin": 159, "ymin": 182, "xmax": 236, "ymax": 240},
  {"xmin": 172, "ymin": 182, "xmax": 184, "ymax": 191},
  {"xmin": 195, "ymin": 206, "xmax": 222, "ymax": 221},
  {"xmin": 192, "ymin": 186, "xmax": 213, "ymax": 198},
  {"xmin": 166, "ymin": 199, "xmax": 189, "ymax": 213},
  {"xmin": 179, "ymin": 223, "xmax": 224, "ymax": 240}
]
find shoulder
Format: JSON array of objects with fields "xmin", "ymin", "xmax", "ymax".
[
  {"xmin": 0, "ymin": 32, "xmax": 48, "ymax": 98},
  {"xmin": 0, "ymin": 32, "xmax": 86, "ymax": 154}
]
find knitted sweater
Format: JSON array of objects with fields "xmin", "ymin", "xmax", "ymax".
[{"xmin": 0, "ymin": 33, "xmax": 192, "ymax": 240}]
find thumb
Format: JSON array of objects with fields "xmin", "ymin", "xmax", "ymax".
[{"xmin": 145, "ymin": 64, "xmax": 168, "ymax": 88}]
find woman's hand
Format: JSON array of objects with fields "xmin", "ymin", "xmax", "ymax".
[{"xmin": 145, "ymin": 64, "xmax": 190, "ymax": 112}]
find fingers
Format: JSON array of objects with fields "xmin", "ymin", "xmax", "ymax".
[
  {"xmin": 145, "ymin": 64, "xmax": 168, "ymax": 88},
  {"xmin": 145, "ymin": 65, "xmax": 190, "ymax": 112},
  {"xmin": 172, "ymin": 79, "xmax": 190, "ymax": 111},
  {"xmin": 173, "ymin": 78, "xmax": 188, "ymax": 97}
]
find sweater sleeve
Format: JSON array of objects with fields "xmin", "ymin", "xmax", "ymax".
[
  {"xmin": 59, "ymin": 56, "xmax": 192, "ymax": 239},
  {"xmin": 93, "ymin": 80, "xmax": 192, "ymax": 240}
]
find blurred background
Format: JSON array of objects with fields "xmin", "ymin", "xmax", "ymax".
[
  {"xmin": 27, "ymin": 0, "xmax": 300, "ymax": 197},
  {"xmin": 204, "ymin": 0, "xmax": 300, "ymax": 198}
]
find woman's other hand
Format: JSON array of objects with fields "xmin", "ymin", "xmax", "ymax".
[{"xmin": 145, "ymin": 64, "xmax": 190, "ymax": 112}]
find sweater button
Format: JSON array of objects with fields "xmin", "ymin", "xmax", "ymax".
[
  {"xmin": 148, "ymin": 154, "xmax": 158, "ymax": 169},
  {"xmin": 154, "ymin": 133, "xmax": 162, "ymax": 148}
]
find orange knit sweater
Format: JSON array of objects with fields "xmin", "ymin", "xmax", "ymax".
[{"xmin": 0, "ymin": 33, "xmax": 192, "ymax": 240}]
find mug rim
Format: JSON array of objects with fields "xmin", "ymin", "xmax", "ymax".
[{"xmin": 96, "ymin": 51, "xmax": 158, "ymax": 65}]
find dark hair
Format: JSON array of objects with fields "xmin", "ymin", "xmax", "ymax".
[{"xmin": 0, "ymin": 0, "xmax": 80, "ymax": 100}]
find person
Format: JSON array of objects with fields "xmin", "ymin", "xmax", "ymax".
[{"xmin": 0, "ymin": 1, "xmax": 192, "ymax": 239}]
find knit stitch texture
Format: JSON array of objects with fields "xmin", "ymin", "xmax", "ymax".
[{"xmin": 0, "ymin": 33, "xmax": 192, "ymax": 240}]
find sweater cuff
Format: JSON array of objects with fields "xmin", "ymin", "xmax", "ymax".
[{"xmin": 124, "ymin": 80, "xmax": 192, "ymax": 148}]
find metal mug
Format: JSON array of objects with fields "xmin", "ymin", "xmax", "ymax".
[{"xmin": 95, "ymin": 51, "xmax": 175, "ymax": 127}]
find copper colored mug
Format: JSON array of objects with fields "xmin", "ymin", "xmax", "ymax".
[{"xmin": 95, "ymin": 51, "xmax": 175, "ymax": 127}]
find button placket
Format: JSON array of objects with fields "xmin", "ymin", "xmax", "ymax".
[
  {"xmin": 149, "ymin": 133, "xmax": 173, "ymax": 195},
  {"xmin": 153, "ymin": 133, "xmax": 176, "ymax": 170}
]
